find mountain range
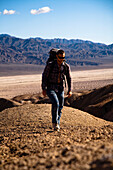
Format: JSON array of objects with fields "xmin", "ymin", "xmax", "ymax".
[{"xmin": 0, "ymin": 34, "xmax": 113, "ymax": 66}]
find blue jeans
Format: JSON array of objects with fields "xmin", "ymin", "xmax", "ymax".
[{"xmin": 47, "ymin": 89, "xmax": 64, "ymax": 125}]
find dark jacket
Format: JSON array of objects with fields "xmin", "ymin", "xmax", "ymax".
[{"xmin": 42, "ymin": 60, "xmax": 71, "ymax": 92}]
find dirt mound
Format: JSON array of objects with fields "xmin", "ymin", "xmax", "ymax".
[
  {"xmin": 69, "ymin": 84, "xmax": 113, "ymax": 121},
  {"xmin": 12, "ymin": 93, "xmax": 51, "ymax": 106},
  {"xmin": 12, "ymin": 93, "xmax": 44, "ymax": 104},
  {"xmin": 0, "ymin": 104, "xmax": 113, "ymax": 169},
  {"xmin": 0, "ymin": 98, "xmax": 21, "ymax": 112}
]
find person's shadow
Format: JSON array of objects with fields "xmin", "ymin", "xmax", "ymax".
[{"xmin": 46, "ymin": 130, "xmax": 54, "ymax": 133}]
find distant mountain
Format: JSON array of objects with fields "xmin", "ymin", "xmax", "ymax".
[{"xmin": 0, "ymin": 34, "xmax": 113, "ymax": 66}]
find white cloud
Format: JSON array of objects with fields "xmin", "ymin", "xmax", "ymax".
[
  {"xmin": 30, "ymin": 6, "xmax": 52, "ymax": 15},
  {"xmin": 30, "ymin": 9, "xmax": 38, "ymax": 15},
  {"xmin": 3, "ymin": 9, "xmax": 16, "ymax": 15},
  {"xmin": 0, "ymin": 12, "xmax": 1, "ymax": 15}
]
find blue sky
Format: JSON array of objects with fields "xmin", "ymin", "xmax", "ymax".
[{"xmin": 0, "ymin": 0, "xmax": 113, "ymax": 45}]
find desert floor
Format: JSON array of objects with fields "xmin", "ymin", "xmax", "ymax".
[{"xmin": 0, "ymin": 68, "xmax": 113, "ymax": 99}]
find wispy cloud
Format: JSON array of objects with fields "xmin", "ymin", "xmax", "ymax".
[
  {"xmin": 3, "ymin": 9, "xmax": 16, "ymax": 15},
  {"xmin": 0, "ymin": 12, "xmax": 1, "ymax": 15},
  {"xmin": 30, "ymin": 7, "xmax": 52, "ymax": 15}
]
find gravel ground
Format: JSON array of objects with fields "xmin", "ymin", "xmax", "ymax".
[{"xmin": 0, "ymin": 104, "xmax": 113, "ymax": 169}]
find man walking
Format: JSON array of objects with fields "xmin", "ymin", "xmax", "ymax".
[{"xmin": 42, "ymin": 49, "xmax": 72, "ymax": 131}]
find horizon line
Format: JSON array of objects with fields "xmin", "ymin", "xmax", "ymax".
[{"xmin": 0, "ymin": 33, "xmax": 113, "ymax": 46}]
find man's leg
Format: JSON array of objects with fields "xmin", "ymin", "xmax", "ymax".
[
  {"xmin": 57, "ymin": 90, "xmax": 64, "ymax": 126},
  {"xmin": 47, "ymin": 89, "xmax": 59, "ymax": 125}
]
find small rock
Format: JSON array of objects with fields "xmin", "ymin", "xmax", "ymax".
[
  {"xmin": 18, "ymin": 160, "xmax": 27, "ymax": 167},
  {"xmin": 61, "ymin": 147, "xmax": 69, "ymax": 156},
  {"xmin": 39, "ymin": 158, "xmax": 46, "ymax": 165},
  {"xmin": 62, "ymin": 155, "xmax": 77, "ymax": 164}
]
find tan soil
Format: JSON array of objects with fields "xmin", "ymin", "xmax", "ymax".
[{"xmin": 0, "ymin": 104, "xmax": 113, "ymax": 169}]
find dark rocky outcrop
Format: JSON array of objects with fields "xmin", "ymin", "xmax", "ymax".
[
  {"xmin": 69, "ymin": 84, "xmax": 113, "ymax": 121},
  {"xmin": 0, "ymin": 98, "xmax": 21, "ymax": 112}
]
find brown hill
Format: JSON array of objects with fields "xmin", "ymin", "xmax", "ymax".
[
  {"xmin": 0, "ymin": 104, "xmax": 113, "ymax": 169},
  {"xmin": 69, "ymin": 84, "xmax": 113, "ymax": 121}
]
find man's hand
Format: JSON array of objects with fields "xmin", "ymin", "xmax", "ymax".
[
  {"xmin": 68, "ymin": 91, "xmax": 72, "ymax": 98},
  {"xmin": 42, "ymin": 90, "xmax": 46, "ymax": 97}
]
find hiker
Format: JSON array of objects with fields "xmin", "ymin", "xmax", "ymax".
[{"xmin": 42, "ymin": 49, "xmax": 72, "ymax": 131}]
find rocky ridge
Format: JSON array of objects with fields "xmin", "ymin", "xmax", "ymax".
[
  {"xmin": 67, "ymin": 84, "xmax": 113, "ymax": 121},
  {"xmin": 0, "ymin": 34, "xmax": 113, "ymax": 66}
]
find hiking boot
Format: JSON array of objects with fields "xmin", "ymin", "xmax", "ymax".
[
  {"xmin": 56, "ymin": 124, "xmax": 60, "ymax": 130},
  {"xmin": 52, "ymin": 123, "xmax": 60, "ymax": 131},
  {"xmin": 52, "ymin": 123, "xmax": 57, "ymax": 130}
]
